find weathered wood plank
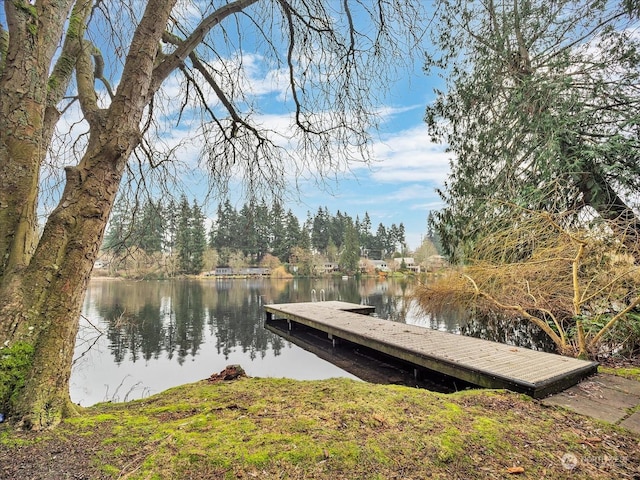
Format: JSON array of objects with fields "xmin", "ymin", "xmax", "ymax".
[{"xmin": 264, "ymin": 302, "xmax": 598, "ymax": 397}]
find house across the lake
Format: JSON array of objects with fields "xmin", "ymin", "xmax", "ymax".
[
  {"xmin": 359, "ymin": 259, "xmax": 389, "ymax": 273},
  {"xmin": 319, "ymin": 262, "xmax": 340, "ymax": 274},
  {"xmin": 391, "ymin": 257, "xmax": 420, "ymax": 273},
  {"xmin": 205, "ymin": 266, "xmax": 271, "ymax": 277},
  {"xmin": 424, "ymin": 255, "xmax": 448, "ymax": 272}
]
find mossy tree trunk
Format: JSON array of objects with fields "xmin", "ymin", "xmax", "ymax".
[
  {"xmin": 0, "ymin": 0, "xmax": 79, "ymax": 425},
  {"xmin": 1, "ymin": 135, "xmax": 131, "ymax": 428},
  {"xmin": 0, "ymin": 0, "xmax": 178, "ymax": 429}
]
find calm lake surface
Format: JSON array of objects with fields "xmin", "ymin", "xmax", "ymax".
[{"xmin": 71, "ymin": 277, "xmax": 552, "ymax": 406}]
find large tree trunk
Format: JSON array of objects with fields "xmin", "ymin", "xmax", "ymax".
[
  {"xmin": 559, "ymin": 138, "xmax": 640, "ymax": 256},
  {"xmin": 0, "ymin": 0, "xmax": 177, "ymax": 429},
  {"xmin": 2, "ymin": 138, "xmax": 126, "ymax": 429},
  {"xmin": 0, "ymin": 118, "xmax": 148, "ymax": 429},
  {"xmin": 0, "ymin": 0, "xmax": 76, "ymax": 278},
  {"xmin": 579, "ymin": 164, "xmax": 640, "ymax": 250},
  {"xmin": 0, "ymin": 1, "xmax": 78, "ymax": 427}
]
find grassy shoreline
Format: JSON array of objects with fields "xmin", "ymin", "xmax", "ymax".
[{"xmin": 1, "ymin": 375, "xmax": 638, "ymax": 479}]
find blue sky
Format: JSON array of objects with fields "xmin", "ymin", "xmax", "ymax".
[
  {"xmin": 290, "ymin": 100, "xmax": 449, "ymax": 250},
  {"xmin": 300, "ymin": 67, "xmax": 450, "ymax": 250}
]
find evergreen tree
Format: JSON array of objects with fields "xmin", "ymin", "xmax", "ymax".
[
  {"xmin": 175, "ymin": 195, "xmax": 192, "ymax": 274},
  {"xmin": 389, "ymin": 223, "xmax": 400, "ymax": 253},
  {"xmin": 358, "ymin": 212, "xmax": 373, "ymax": 255},
  {"xmin": 397, "ymin": 223, "xmax": 406, "ymax": 254},
  {"xmin": 238, "ymin": 202, "xmax": 258, "ymax": 262},
  {"xmin": 311, "ymin": 207, "xmax": 330, "ymax": 253},
  {"xmin": 207, "ymin": 208, "xmax": 222, "ymax": 250},
  {"xmin": 254, "ymin": 201, "xmax": 271, "ymax": 261},
  {"xmin": 103, "ymin": 195, "xmax": 134, "ymax": 254},
  {"xmin": 372, "ymin": 223, "xmax": 387, "ymax": 259},
  {"xmin": 361, "ymin": 212, "xmax": 372, "ymax": 235},
  {"xmin": 270, "ymin": 201, "xmax": 286, "ymax": 260},
  {"xmin": 282, "ymin": 210, "xmax": 302, "ymax": 262},
  {"xmin": 190, "ymin": 200, "xmax": 207, "ymax": 274},
  {"xmin": 137, "ymin": 199, "xmax": 164, "ymax": 253},
  {"xmin": 340, "ymin": 219, "xmax": 361, "ymax": 274},
  {"xmin": 165, "ymin": 198, "xmax": 178, "ymax": 255},
  {"xmin": 212, "ymin": 200, "xmax": 236, "ymax": 251},
  {"xmin": 387, "ymin": 223, "xmax": 406, "ymax": 254},
  {"xmin": 299, "ymin": 224, "xmax": 312, "ymax": 251},
  {"xmin": 207, "ymin": 213, "xmax": 217, "ymax": 249},
  {"xmin": 330, "ymin": 210, "xmax": 347, "ymax": 249},
  {"xmin": 173, "ymin": 197, "xmax": 207, "ymax": 274}
]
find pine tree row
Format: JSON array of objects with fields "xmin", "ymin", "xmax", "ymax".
[{"xmin": 103, "ymin": 195, "xmax": 406, "ymax": 274}]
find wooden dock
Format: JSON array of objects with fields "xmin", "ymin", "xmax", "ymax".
[{"xmin": 264, "ymin": 301, "xmax": 598, "ymax": 398}]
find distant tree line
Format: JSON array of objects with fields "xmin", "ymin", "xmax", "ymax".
[
  {"xmin": 103, "ymin": 196, "xmax": 406, "ymax": 275},
  {"xmin": 103, "ymin": 195, "xmax": 206, "ymax": 275}
]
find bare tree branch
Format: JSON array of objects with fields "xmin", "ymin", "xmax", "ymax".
[{"xmin": 150, "ymin": 0, "xmax": 261, "ymax": 94}]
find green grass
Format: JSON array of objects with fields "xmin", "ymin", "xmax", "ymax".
[
  {"xmin": 1, "ymin": 377, "xmax": 639, "ymax": 479},
  {"xmin": 600, "ymin": 366, "xmax": 640, "ymax": 382}
]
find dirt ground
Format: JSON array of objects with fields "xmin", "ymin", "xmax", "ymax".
[{"xmin": 0, "ymin": 425, "xmax": 110, "ymax": 480}]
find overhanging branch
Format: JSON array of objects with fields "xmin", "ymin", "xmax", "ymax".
[
  {"xmin": 149, "ymin": 0, "xmax": 260, "ymax": 95},
  {"xmin": 160, "ymin": 31, "xmax": 260, "ymax": 141}
]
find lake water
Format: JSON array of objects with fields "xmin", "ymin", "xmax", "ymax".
[{"xmin": 70, "ymin": 277, "xmax": 553, "ymax": 406}]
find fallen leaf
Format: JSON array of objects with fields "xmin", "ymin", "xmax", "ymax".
[
  {"xmin": 372, "ymin": 414, "xmax": 386, "ymax": 425},
  {"xmin": 581, "ymin": 436, "xmax": 603, "ymax": 447},
  {"xmin": 507, "ymin": 466, "xmax": 525, "ymax": 474}
]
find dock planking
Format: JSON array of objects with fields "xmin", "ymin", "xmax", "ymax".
[{"xmin": 264, "ymin": 301, "xmax": 598, "ymax": 398}]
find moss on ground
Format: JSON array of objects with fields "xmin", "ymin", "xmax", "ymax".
[
  {"xmin": 1, "ymin": 377, "xmax": 639, "ymax": 479},
  {"xmin": 600, "ymin": 366, "xmax": 640, "ymax": 382}
]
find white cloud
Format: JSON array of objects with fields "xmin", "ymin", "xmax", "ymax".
[
  {"xmin": 367, "ymin": 125, "xmax": 451, "ymax": 184},
  {"xmin": 376, "ymin": 104, "xmax": 424, "ymax": 122},
  {"xmin": 383, "ymin": 184, "xmax": 438, "ymax": 202}
]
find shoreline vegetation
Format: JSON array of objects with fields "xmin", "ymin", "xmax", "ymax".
[
  {"xmin": 89, "ymin": 271, "xmax": 417, "ymax": 280},
  {"xmin": 88, "ymin": 266, "xmax": 423, "ymax": 284},
  {"xmin": 1, "ymin": 369, "xmax": 639, "ymax": 479}
]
